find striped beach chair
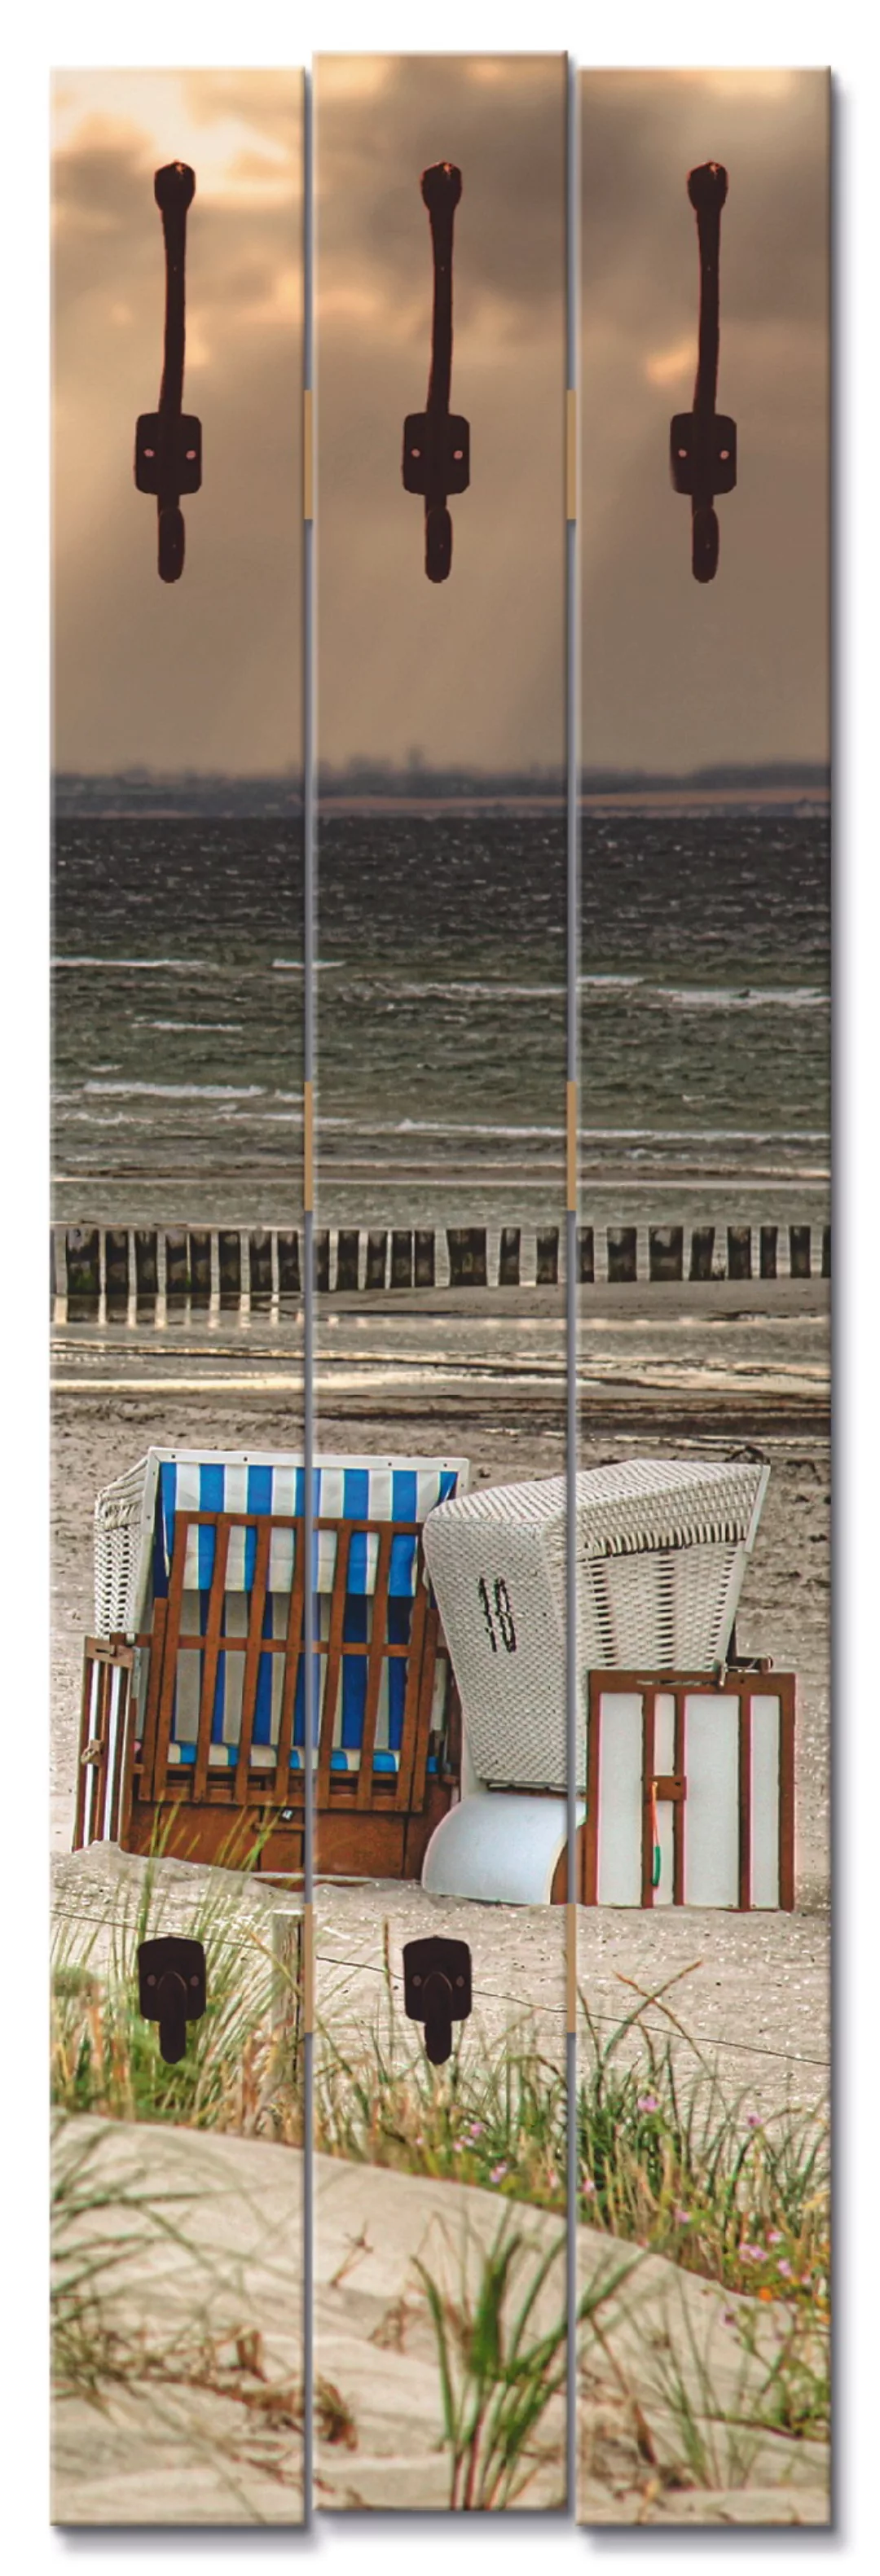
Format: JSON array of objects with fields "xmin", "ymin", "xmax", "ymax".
[
  {"xmin": 76, "ymin": 1449, "xmax": 469, "ymax": 1878},
  {"xmin": 420, "ymin": 1457, "xmax": 795, "ymax": 1908}
]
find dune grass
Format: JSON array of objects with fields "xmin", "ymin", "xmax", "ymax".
[
  {"xmin": 52, "ymin": 1888, "xmax": 828, "ymax": 2320},
  {"xmin": 51, "ymin": 1876, "xmax": 829, "ymax": 2502},
  {"xmin": 51, "ymin": 1854, "xmax": 304, "ymax": 2142}
]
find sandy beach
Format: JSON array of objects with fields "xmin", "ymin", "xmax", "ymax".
[{"xmin": 51, "ymin": 1273, "xmax": 830, "ymax": 2115}]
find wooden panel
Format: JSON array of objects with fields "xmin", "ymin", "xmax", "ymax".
[
  {"xmin": 138, "ymin": 1596, "xmax": 167, "ymax": 1799},
  {"xmin": 738, "ymin": 1689, "xmax": 753, "ymax": 1910},
  {"xmin": 235, "ymin": 1516, "xmax": 272, "ymax": 1802},
  {"xmin": 640, "ymin": 1687, "xmax": 657, "ymax": 1907},
  {"xmin": 316, "ymin": 1521, "xmax": 352, "ymax": 1806},
  {"xmin": 356, "ymin": 1522, "xmax": 393, "ymax": 1810},
  {"xmin": 193, "ymin": 1515, "xmax": 232, "ymax": 1801},
  {"xmin": 410, "ymin": 1606, "xmax": 440, "ymax": 1814},
  {"xmin": 778, "ymin": 1674, "xmax": 797, "ymax": 1911},
  {"xmin": 152, "ymin": 1516, "xmax": 190, "ymax": 1801},
  {"xmin": 274, "ymin": 1526, "xmax": 306, "ymax": 1800},
  {"xmin": 395, "ymin": 1578, "xmax": 429, "ymax": 1812}
]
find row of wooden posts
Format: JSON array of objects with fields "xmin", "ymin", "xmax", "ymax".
[{"xmin": 55, "ymin": 1220, "xmax": 831, "ymax": 1301}]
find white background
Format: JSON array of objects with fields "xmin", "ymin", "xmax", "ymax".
[{"xmin": 2, "ymin": 2, "xmax": 876, "ymax": 2566}]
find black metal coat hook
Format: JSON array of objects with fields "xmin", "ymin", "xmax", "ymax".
[
  {"xmin": 135, "ymin": 163, "xmax": 202, "ymax": 583},
  {"xmin": 670, "ymin": 162, "xmax": 737, "ymax": 583},
  {"xmin": 403, "ymin": 1935, "xmax": 472, "ymax": 2066},
  {"xmin": 403, "ymin": 163, "xmax": 470, "ymax": 583},
  {"xmin": 138, "ymin": 1936, "xmax": 207, "ymax": 2065}
]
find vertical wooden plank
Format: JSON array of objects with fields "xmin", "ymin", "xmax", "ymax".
[
  {"xmin": 356, "ymin": 1523, "xmax": 394, "ymax": 1810},
  {"xmin": 737, "ymin": 1683, "xmax": 753, "ymax": 1911},
  {"xmin": 73, "ymin": 1644, "xmax": 95, "ymax": 1850},
  {"xmin": 316, "ymin": 1521, "xmax": 352, "ymax": 1805},
  {"xmin": 105, "ymin": 1665, "xmax": 124, "ymax": 1842},
  {"xmin": 193, "ymin": 1516, "xmax": 233, "ymax": 1801},
  {"xmin": 583, "ymin": 1673, "xmax": 601, "ymax": 1904},
  {"xmin": 409, "ymin": 1595, "xmax": 439, "ymax": 1815},
  {"xmin": 137, "ymin": 1598, "xmax": 167, "ymax": 1802},
  {"xmin": 640, "ymin": 1687, "xmax": 657, "ymax": 1907},
  {"xmin": 235, "ymin": 1516, "xmax": 272, "ymax": 1802},
  {"xmin": 153, "ymin": 1518, "xmax": 191, "ymax": 1801},
  {"xmin": 117, "ymin": 1664, "xmax": 138, "ymax": 1850},
  {"xmin": 91, "ymin": 1658, "xmax": 112, "ymax": 1845},
  {"xmin": 672, "ymin": 1687, "xmax": 686, "ymax": 1906},
  {"xmin": 395, "ymin": 1574, "xmax": 429, "ymax": 1811},
  {"xmin": 778, "ymin": 1675, "xmax": 797, "ymax": 1911},
  {"xmin": 274, "ymin": 1516, "xmax": 306, "ymax": 1799}
]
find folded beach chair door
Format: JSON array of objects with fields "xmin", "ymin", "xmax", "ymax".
[{"xmin": 575, "ymin": 1458, "xmax": 795, "ymax": 1907}]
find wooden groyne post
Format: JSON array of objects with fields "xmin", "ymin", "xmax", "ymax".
[{"xmin": 55, "ymin": 1218, "xmax": 830, "ymax": 1304}]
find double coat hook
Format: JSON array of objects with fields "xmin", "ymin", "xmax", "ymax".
[
  {"xmin": 670, "ymin": 162, "xmax": 737, "ymax": 582},
  {"xmin": 403, "ymin": 163, "xmax": 470, "ymax": 583}
]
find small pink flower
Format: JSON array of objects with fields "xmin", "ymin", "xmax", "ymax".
[
  {"xmin": 746, "ymin": 2114, "xmax": 762, "ymax": 2129},
  {"xmin": 637, "ymin": 2094, "xmax": 659, "ymax": 2113},
  {"xmin": 741, "ymin": 2245, "xmax": 764, "ymax": 2262},
  {"xmin": 452, "ymin": 2141, "xmax": 464, "ymax": 2154},
  {"xmin": 581, "ymin": 2174, "xmax": 596, "ymax": 2197},
  {"xmin": 777, "ymin": 2258, "xmax": 793, "ymax": 2278},
  {"xmin": 673, "ymin": 2207, "xmax": 691, "ymax": 2226},
  {"xmin": 490, "ymin": 2162, "xmax": 508, "ymax": 2183},
  {"xmin": 468, "ymin": 2122, "xmax": 485, "ymax": 2140},
  {"xmin": 768, "ymin": 2229, "xmax": 783, "ymax": 2245}
]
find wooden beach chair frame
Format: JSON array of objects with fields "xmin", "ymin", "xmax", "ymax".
[{"xmin": 75, "ymin": 1505, "xmax": 460, "ymax": 1879}]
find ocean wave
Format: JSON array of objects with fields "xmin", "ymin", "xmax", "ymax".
[
  {"xmin": 133, "ymin": 1020, "xmax": 244, "ymax": 1033},
  {"xmin": 83, "ymin": 1080, "xmax": 266, "ymax": 1100},
  {"xmin": 647, "ymin": 984, "xmax": 827, "ymax": 1012},
  {"xmin": 53, "ymin": 955, "xmax": 227, "ymax": 973}
]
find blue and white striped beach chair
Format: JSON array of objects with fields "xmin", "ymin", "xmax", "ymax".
[{"xmin": 77, "ymin": 1449, "xmax": 469, "ymax": 1876}]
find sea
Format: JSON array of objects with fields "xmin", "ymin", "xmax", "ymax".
[{"xmin": 51, "ymin": 808, "xmax": 829, "ymax": 1236}]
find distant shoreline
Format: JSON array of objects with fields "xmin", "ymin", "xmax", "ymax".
[{"xmin": 54, "ymin": 787, "xmax": 829, "ymax": 822}]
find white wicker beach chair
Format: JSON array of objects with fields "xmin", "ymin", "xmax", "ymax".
[{"xmin": 420, "ymin": 1456, "xmax": 769, "ymax": 1902}]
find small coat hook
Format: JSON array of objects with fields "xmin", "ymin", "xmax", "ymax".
[
  {"xmin": 403, "ymin": 1934, "xmax": 472, "ymax": 2065},
  {"xmin": 138, "ymin": 1935, "xmax": 207, "ymax": 2065}
]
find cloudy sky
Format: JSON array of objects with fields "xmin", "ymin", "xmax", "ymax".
[
  {"xmin": 52, "ymin": 70, "xmax": 302, "ymax": 775},
  {"xmin": 580, "ymin": 69, "xmax": 829, "ymax": 771},
  {"xmin": 52, "ymin": 62, "xmax": 828, "ymax": 778},
  {"xmin": 315, "ymin": 53, "xmax": 566, "ymax": 773}
]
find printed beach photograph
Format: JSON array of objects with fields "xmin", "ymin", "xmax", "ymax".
[
  {"xmin": 51, "ymin": 68, "xmax": 308, "ymax": 2523},
  {"xmin": 574, "ymin": 68, "xmax": 829, "ymax": 2524},
  {"xmin": 51, "ymin": 50, "xmax": 829, "ymax": 2530},
  {"xmin": 311, "ymin": 50, "xmax": 570, "ymax": 2510}
]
